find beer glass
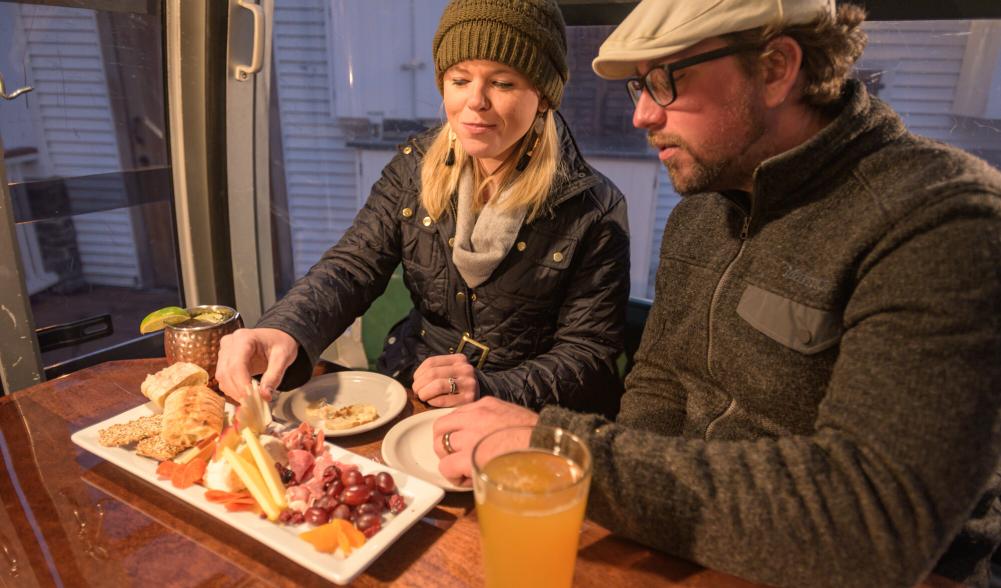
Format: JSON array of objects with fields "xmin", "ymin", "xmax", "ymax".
[{"xmin": 472, "ymin": 425, "xmax": 592, "ymax": 588}]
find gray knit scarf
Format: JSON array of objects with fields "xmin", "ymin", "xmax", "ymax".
[{"xmin": 451, "ymin": 163, "xmax": 528, "ymax": 288}]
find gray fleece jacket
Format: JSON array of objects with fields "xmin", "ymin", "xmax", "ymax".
[{"xmin": 539, "ymin": 80, "xmax": 1001, "ymax": 588}]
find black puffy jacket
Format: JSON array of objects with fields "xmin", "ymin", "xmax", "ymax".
[{"xmin": 258, "ymin": 118, "xmax": 629, "ymax": 418}]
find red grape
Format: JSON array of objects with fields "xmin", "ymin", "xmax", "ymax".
[
  {"xmin": 375, "ymin": 472, "xmax": 396, "ymax": 494},
  {"xmin": 331, "ymin": 504, "xmax": 352, "ymax": 520},
  {"xmin": 305, "ymin": 507, "xmax": 330, "ymax": 525},
  {"xmin": 341, "ymin": 484, "xmax": 372, "ymax": 506}
]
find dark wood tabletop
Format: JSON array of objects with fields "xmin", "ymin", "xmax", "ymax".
[{"xmin": 0, "ymin": 359, "xmax": 963, "ymax": 587}]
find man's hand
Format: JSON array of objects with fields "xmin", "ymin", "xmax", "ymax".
[
  {"xmin": 215, "ymin": 327, "xmax": 298, "ymax": 404},
  {"xmin": 431, "ymin": 397, "xmax": 539, "ymax": 485},
  {"xmin": 413, "ymin": 354, "xmax": 478, "ymax": 407}
]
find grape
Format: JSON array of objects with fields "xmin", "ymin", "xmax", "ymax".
[
  {"xmin": 341, "ymin": 469, "xmax": 363, "ymax": 487},
  {"xmin": 313, "ymin": 495, "xmax": 335, "ymax": 511},
  {"xmin": 355, "ymin": 513, "xmax": 381, "ymax": 531},
  {"xmin": 356, "ymin": 502, "xmax": 380, "ymax": 516},
  {"xmin": 375, "ymin": 472, "xmax": 396, "ymax": 494},
  {"xmin": 278, "ymin": 508, "xmax": 294, "ymax": 524},
  {"xmin": 331, "ymin": 504, "xmax": 352, "ymax": 520},
  {"xmin": 322, "ymin": 465, "xmax": 341, "ymax": 482},
  {"xmin": 305, "ymin": 507, "xmax": 330, "ymax": 525},
  {"xmin": 363, "ymin": 474, "xmax": 377, "ymax": 490},
  {"xmin": 290, "ymin": 511, "xmax": 305, "ymax": 525},
  {"xmin": 341, "ymin": 484, "xmax": 373, "ymax": 506},
  {"xmin": 325, "ymin": 479, "xmax": 345, "ymax": 499},
  {"xmin": 361, "ymin": 520, "xmax": 382, "ymax": 538},
  {"xmin": 388, "ymin": 494, "xmax": 406, "ymax": 514},
  {"xmin": 368, "ymin": 490, "xmax": 386, "ymax": 511}
]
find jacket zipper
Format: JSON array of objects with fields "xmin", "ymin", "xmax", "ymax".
[
  {"xmin": 704, "ymin": 214, "xmax": 750, "ymax": 440},
  {"xmin": 705, "ymin": 399, "xmax": 737, "ymax": 440}
]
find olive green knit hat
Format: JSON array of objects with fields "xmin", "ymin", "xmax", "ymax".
[{"xmin": 433, "ymin": 0, "xmax": 569, "ymax": 108}]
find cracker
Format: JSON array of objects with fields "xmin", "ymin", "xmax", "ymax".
[
  {"xmin": 135, "ymin": 434, "xmax": 189, "ymax": 461},
  {"xmin": 97, "ymin": 415, "xmax": 162, "ymax": 447}
]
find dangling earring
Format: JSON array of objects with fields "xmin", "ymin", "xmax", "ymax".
[
  {"xmin": 515, "ymin": 111, "xmax": 546, "ymax": 172},
  {"xmin": 445, "ymin": 129, "xmax": 456, "ymax": 166}
]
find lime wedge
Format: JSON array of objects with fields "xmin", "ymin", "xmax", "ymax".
[{"xmin": 140, "ymin": 306, "xmax": 190, "ymax": 334}]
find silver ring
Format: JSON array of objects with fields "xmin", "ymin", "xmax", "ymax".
[
  {"xmin": 448, "ymin": 376, "xmax": 457, "ymax": 395},
  {"xmin": 442, "ymin": 430, "xmax": 456, "ymax": 454}
]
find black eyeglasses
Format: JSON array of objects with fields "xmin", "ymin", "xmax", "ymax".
[{"xmin": 626, "ymin": 44, "xmax": 758, "ymax": 107}]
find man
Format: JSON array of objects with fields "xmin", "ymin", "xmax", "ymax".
[{"xmin": 431, "ymin": 1, "xmax": 1001, "ymax": 587}]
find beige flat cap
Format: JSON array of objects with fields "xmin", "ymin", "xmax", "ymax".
[{"xmin": 592, "ymin": 0, "xmax": 836, "ymax": 79}]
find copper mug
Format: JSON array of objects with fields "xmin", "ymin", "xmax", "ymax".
[{"xmin": 163, "ymin": 305, "xmax": 243, "ymax": 388}]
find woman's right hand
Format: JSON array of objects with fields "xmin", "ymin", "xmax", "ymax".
[{"xmin": 215, "ymin": 327, "xmax": 298, "ymax": 404}]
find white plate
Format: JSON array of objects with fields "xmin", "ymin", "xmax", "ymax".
[
  {"xmin": 71, "ymin": 403, "xmax": 444, "ymax": 586},
  {"xmin": 272, "ymin": 371, "xmax": 408, "ymax": 437},
  {"xmin": 381, "ymin": 409, "xmax": 471, "ymax": 493}
]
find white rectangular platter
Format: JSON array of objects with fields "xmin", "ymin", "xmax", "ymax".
[{"xmin": 71, "ymin": 403, "xmax": 445, "ymax": 585}]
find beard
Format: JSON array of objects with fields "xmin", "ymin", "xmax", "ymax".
[{"xmin": 650, "ymin": 89, "xmax": 766, "ymax": 195}]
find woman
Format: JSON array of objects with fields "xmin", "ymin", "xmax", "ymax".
[{"xmin": 216, "ymin": 0, "xmax": 629, "ymax": 418}]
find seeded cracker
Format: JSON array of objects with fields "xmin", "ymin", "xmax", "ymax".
[
  {"xmin": 136, "ymin": 434, "xmax": 189, "ymax": 461},
  {"xmin": 98, "ymin": 415, "xmax": 163, "ymax": 447}
]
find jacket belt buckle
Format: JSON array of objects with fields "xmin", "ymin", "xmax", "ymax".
[{"xmin": 456, "ymin": 333, "xmax": 490, "ymax": 369}]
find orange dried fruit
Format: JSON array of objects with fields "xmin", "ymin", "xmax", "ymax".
[
  {"xmin": 300, "ymin": 523, "xmax": 340, "ymax": 553},
  {"xmin": 299, "ymin": 520, "xmax": 367, "ymax": 555}
]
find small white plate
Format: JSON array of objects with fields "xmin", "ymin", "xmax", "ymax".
[
  {"xmin": 272, "ymin": 371, "xmax": 407, "ymax": 437},
  {"xmin": 71, "ymin": 403, "xmax": 444, "ymax": 585},
  {"xmin": 381, "ymin": 409, "xmax": 471, "ymax": 493}
]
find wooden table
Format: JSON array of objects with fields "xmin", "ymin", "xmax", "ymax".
[{"xmin": 0, "ymin": 359, "xmax": 962, "ymax": 587}]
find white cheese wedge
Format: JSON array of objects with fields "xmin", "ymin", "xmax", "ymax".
[
  {"xmin": 203, "ymin": 457, "xmax": 244, "ymax": 492},
  {"xmin": 241, "ymin": 427, "xmax": 287, "ymax": 510},
  {"xmin": 222, "ymin": 446, "xmax": 280, "ymax": 520},
  {"xmin": 236, "ymin": 380, "xmax": 272, "ymax": 435}
]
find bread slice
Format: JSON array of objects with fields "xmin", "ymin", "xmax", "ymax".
[
  {"xmin": 141, "ymin": 362, "xmax": 209, "ymax": 410},
  {"xmin": 161, "ymin": 385, "xmax": 226, "ymax": 447}
]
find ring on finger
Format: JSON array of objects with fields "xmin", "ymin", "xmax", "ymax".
[
  {"xmin": 448, "ymin": 376, "xmax": 458, "ymax": 395},
  {"xmin": 442, "ymin": 430, "xmax": 456, "ymax": 454}
]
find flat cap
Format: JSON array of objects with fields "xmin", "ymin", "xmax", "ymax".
[{"xmin": 592, "ymin": 0, "xmax": 836, "ymax": 80}]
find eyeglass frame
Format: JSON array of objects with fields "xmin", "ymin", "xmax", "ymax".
[{"xmin": 625, "ymin": 44, "xmax": 760, "ymax": 107}]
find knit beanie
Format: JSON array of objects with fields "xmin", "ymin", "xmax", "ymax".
[{"xmin": 433, "ymin": 0, "xmax": 569, "ymax": 108}]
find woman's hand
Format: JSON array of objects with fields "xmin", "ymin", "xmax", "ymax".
[
  {"xmin": 431, "ymin": 397, "xmax": 540, "ymax": 485},
  {"xmin": 215, "ymin": 327, "xmax": 298, "ymax": 404},
  {"xmin": 412, "ymin": 354, "xmax": 479, "ymax": 407}
]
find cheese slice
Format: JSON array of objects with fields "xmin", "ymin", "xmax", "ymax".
[
  {"xmin": 222, "ymin": 446, "xmax": 281, "ymax": 520},
  {"xmin": 241, "ymin": 427, "xmax": 287, "ymax": 510},
  {"xmin": 236, "ymin": 380, "xmax": 272, "ymax": 435}
]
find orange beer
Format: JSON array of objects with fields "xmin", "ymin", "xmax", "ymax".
[{"xmin": 473, "ymin": 427, "xmax": 592, "ymax": 588}]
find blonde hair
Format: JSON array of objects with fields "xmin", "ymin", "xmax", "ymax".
[{"xmin": 419, "ymin": 110, "xmax": 562, "ymax": 222}]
